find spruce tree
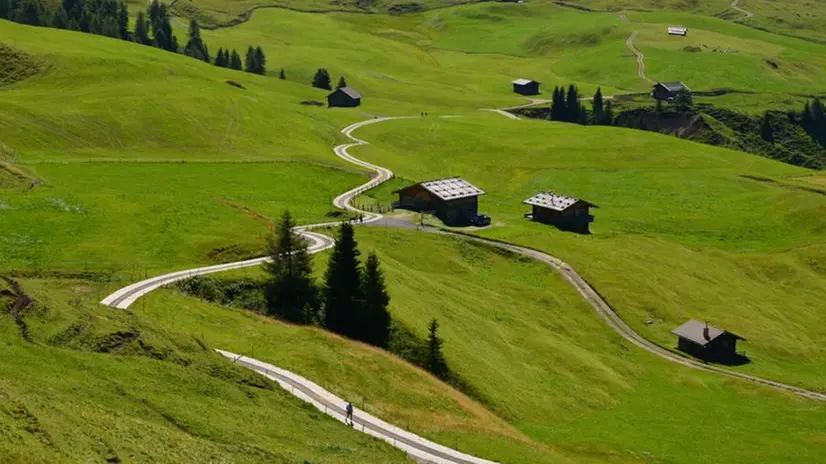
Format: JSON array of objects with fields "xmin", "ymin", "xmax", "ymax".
[
  {"xmin": 592, "ymin": 87, "xmax": 604, "ymax": 124},
  {"xmin": 133, "ymin": 11, "xmax": 150, "ymax": 45},
  {"xmin": 264, "ymin": 211, "xmax": 319, "ymax": 323},
  {"xmin": 117, "ymin": 1, "xmax": 128, "ymax": 40},
  {"xmin": 760, "ymin": 113, "xmax": 774, "ymax": 143},
  {"xmin": 12, "ymin": 0, "xmax": 45, "ymax": 25},
  {"xmin": 565, "ymin": 84, "xmax": 580, "ymax": 123},
  {"xmin": 578, "ymin": 103, "xmax": 588, "ymax": 125},
  {"xmin": 214, "ymin": 47, "xmax": 224, "ymax": 67},
  {"xmin": 360, "ymin": 252, "xmax": 391, "ymax": 347},
  {"xmin": 550, "ymin": 86, "xmax": 564, "ymax": 121},
  {"xmin": 0, "ymin": 0, "xmax": 10, "ymax": 19},
  {"xmin": 425, "ymin": 319, "xmax": 448, "ymax": 380},
  {"xmin": 229, "ymin": 49, "xmax": 243, "ymax": 70},
  {"xmin": 148, "ymin": 2, "xmax": 176, "ymax": 52},
  {"xmin": 244, "ymin": 46, "xmax": 257, "ymax": 73},
  {"xmin": 603, "ymin": 100, "xmax": 614, "ymax": 125},
  {"xmin": 279, "ymin": 68, "xmax": 286, "ymax": 80},
  {"xmin": 312, "ymin": 68, "xmax": 332, "ymax": 90},
  {"xmin": 323, "ymin": 223, "xmax": 363, "ymax": 338},
  {"xmin": 254, "ymin": 46, "xmax": 266, "ymax": 75},
  {"xmin": 337, "ymin": 76, "xmax": 347, "ymax": 89},
  {"xmin": 51, "ymin": 5, "xmax": 69, "ymax": 28},
  {"xmin": 184, "ymin": 18, "xmax": 210, "ymax": 62},
  {"xmin": 802, "ymin": 101, "xmax": 813, "ymax": 131}
]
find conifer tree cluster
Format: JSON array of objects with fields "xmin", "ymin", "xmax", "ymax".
[
  {"xmin": 213, "ymin": 45, "xmax": 266, "ymax": 75},
  {"xmin": 802, "ymin": 98, "xmax": 826, "ymax": 147},
  {"xmin": 263, "ymin": 215, "xmax": 391, "ymax": 348},
  {"xmin": 322, "ymin": 223, "xmax": 391, "ymax": 347},
  {"xmin": 312, "ymin": 68, "xmax": 332, "ymax": 90},
  {"xmin": 1, "ymin": 0, "xmax": 127, "ymax": 38},
  {"xmin": 0, "ymin": 0, "xmax": 269, "ymax": 75},
  {"xmin": 549, "ymin": 85, "xmax": 612, "ymax": 126}
]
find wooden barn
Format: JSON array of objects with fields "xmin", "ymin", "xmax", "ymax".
[
  {"xmin": 668, "ymin": 26, "xmax": 688, "ymax": 36},
  {"xmin": 652, "ymin": 81, "xmax": 690, "ymax": 101},
  {"xmin": 672, "ymin": 320, "xmax": 745, "ymax": 363},
  {"xmin": 327, "ymin": 87, "xmax": 361, "ymax": 108},
  {"xmin": 394, "ymin": 177, "xmax": 485, "ymax": 226},
  {"xmin": 523, "ymin": 192, "xmax": 596, "ymax": 233},
  {"xmin": 512, "ymin": 78, "xmax": 540, "ymax": 96}
]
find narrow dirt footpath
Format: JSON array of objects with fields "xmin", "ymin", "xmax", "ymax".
[{"xmin": 625, "ymin": 31, "xmax": 654, "ymax": 84}]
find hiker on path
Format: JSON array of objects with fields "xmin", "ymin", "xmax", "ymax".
[{"xmin": 345, "ymin": 401, "xmax": 354, "ymax": 425}]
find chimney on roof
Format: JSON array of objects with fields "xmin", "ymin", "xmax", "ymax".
[{"xmin": 703, "ymin": 321, "xmax": 710, "ymax": 341}]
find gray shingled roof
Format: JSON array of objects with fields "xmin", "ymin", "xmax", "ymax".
[
  {"xmin": 671, "ymin": 319, "xmax": 744, "ymax": 347},
  {"xmin": 657, "ymin": 81, "xmax": 690, "ymax": 92},
  {"xmin": 417, "ymin": 177, "xmax": 485, "ymax": 200},
  {"xmin": 336, "ymin": 87, "xmax": 361, "ymax": 99},
  {"xmin": 512, "ymin": 78, "xmax": 537, "ymax": 86},
  {"xmin": 523, "ymin": 192, "xmax": 596, "ymax": 212}
]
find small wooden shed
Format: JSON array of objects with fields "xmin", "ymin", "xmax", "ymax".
[
  {"xmin": 395, "ymin": 177, "xmax": 485, "ymax": 226},
  {"xmin": 327, "ymin": 87, "xmax": 361, "ymax": 108},
  {"xmin": 652, "ymin": 81, "xmax": 690, "ymax": 101},
  {"xmin": 672, "ymin": 319, "xmax": 745, "ymax": 363},
  {"xmin": 512, "ymin": 78, "xmax": 540, "ymax": 96},
  {"xmin": 668, "ymin": 26, "xmax": 688, "ymax": 36},
  {"xmin": 523, "ymin": 192, "xmax": 596, "ymax": 233}
]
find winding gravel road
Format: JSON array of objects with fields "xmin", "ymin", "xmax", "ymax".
[{"xmin": 101, "ymin": 112, "xmax": 826, "ymax": 461}]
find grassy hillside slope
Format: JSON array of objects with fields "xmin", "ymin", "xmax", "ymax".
[
  {"xmin": 356, "ymin": 114, "xmax": 826, "ymax": 391},
  {"xmin": 0, "ymin": 278, "xmax": 408, "ymax": 462},
  {"xmin": 137, "ymin": 227, "xmax": 826, "ymax": 464}
]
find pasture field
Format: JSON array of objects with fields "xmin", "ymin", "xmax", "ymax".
[{"xmin": 355, "ymin": 114, "xmax": 826, "ymax": 391}]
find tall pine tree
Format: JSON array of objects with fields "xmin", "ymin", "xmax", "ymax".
[
  {"xmin": 760, "ymin": 113, "xmax": 774, "ymax": 143},
  {"xmin": 360, "ymin": 252, "xmax": 391, "ymax": 347},
  {"xmin": 323, "ymin": 223, "xmax": 363, "ymax": 338},
  {"xmin": 312, "ymin": 68, "xmax": 332, "ymax": 90},
  {"xmin": 253, "ymin": 46, "xmax": 266, "ymax": 75},
  {"xmin": 184, "ymin": 18, "xmax": 210, "ymax": 62},
  {"xmin": 565, "ymin": 84, "xmax": 580, "ymax": 123},
  {"xmin": 244, "ymin": 46, "xmax": 256, "ymax": 73},
  {"xmin": 133, "ymin": 11, "xmax": 150, "ymax": 45},
  {"xmin": 603, "ymin": 100, "xmax": 614, "ymax": 126},
  {"xmin": 425, "ymin": 319, "xmax": 448, "ymax": 380},
  {"xmin": 550, "ymin": 86, "xmax": 565, "ymax": 121},
  {"xmin": 279, "ymin": 68, "xmax": 286, "ymax": 80},
  {"xmin": 229, "ymin": 49, "xmax": 243, "ymax": 70},
  {"xmin": 592, "ymin": 87, "xmax": 604, "ymax": 125},
  {"xmin": 213, "ymin": 47, "xmax": 225, "ymax": 67},
  {"xmin": 264, "ymin": 211, "xmax": 319, "ymax": 323},
  {"xmin": 336, "ymin": 76, "xmax": 347, "ymax": 89}
]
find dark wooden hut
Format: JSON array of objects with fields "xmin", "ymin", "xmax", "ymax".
[
  {"xmin": 327, "ymin": 87, "xmax": 361, "ymax": 108},
  {"xmin": 394, "ymin": 177, "xmax": 484, "ymax": 226},
  {"xmin": 523, "ymin": 192, "xmax": 596, "ymax": 233},
  {"xmin": 652, "ymin": 81, "xmax": 690, "ymax": 101},
  {"xmin": 512, "ymin": 78, "xmax": 540, "ymax": 96},
  {"xmin": 672, "ymin": 319, "xmax": 745, "ymax": 363}
]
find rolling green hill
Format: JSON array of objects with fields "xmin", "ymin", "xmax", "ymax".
[{"xmin": 2, "ymin": 0, "xmax": 826, "ymax": 462}]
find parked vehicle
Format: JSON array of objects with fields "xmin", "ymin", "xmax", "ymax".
[{"xmin": 469, "ymin": 213, "xmax": 491, "ymax": 227}]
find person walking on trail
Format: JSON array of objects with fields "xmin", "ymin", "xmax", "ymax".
[{"xmin": 345, "ymin": 401, "xmax": 354, "ymax": 426}]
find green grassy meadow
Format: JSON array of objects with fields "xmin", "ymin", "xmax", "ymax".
[{"xmin": 2, "ymin": 0, "xmax": 826, "ymax": 461}]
